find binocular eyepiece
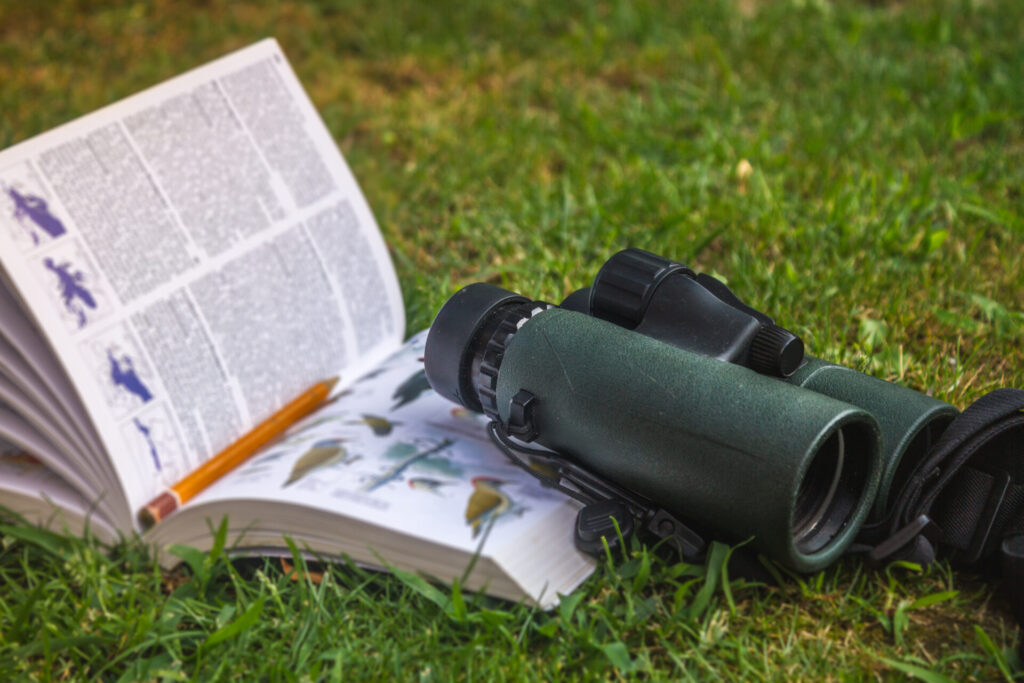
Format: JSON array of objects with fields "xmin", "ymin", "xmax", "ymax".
[{"xmin": 564, "ymin": 248, "xmax": 805, "ymax": 378}]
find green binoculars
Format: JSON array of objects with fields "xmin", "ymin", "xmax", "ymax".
[{"xmin": 424, "ymin": 249, "xmax": 959, "ymax": 573}]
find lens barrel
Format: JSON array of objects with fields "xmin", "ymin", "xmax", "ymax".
[
  {"xmin": 578, "ymin": 249, "xmax": 958, "ymax": 524},
  {"xmin": 786, "ymin": 358, "xmax": 958, "ymax": 519},
  {"xmin": 425, "ymin": 285, "xmax": 884, "ymax": 572}
]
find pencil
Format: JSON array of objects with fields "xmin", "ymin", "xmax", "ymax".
[{"xmin": 138, "ymin": 376, "xmax": 339, "ymax": 529}]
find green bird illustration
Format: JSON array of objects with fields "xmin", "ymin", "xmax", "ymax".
[
  {"xmin": 391, "ymin": 369, "xmax": 431, "ymax": 410},
  {"xmin": 408, "ymin": 477, "xmax": 451, "ymax": 495},
  {"xmin": 283, "ymin": 438, "xmax": 351, "ymax": 487},
  {"xmin": 465, "ymin": 476, "xmax": 511, "ymax": 539},
  {"xmin": 348, "ymin": 414, "xmax": 400, "ymax": 436}
]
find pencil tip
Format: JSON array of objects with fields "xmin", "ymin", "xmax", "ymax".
[
  {"xmin": 324, "ymin": 376, "xmax": 341, "ymax": 393},
  {"xmin": 138, "ymin": 507, "xmax": 156, "ymax": 530}
]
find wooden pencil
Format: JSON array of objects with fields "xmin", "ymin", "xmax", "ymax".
[{"xmin": 138, "ymin": 376, "xmax": 339, "ymax": 528}]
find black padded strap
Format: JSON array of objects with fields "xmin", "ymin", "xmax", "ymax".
[
  {"xmin": 862, "ymin": 388, "xmax": 1024, "ymax": 621},
  {"xmin": 907, "ymin": 391, "xmax": 1024, "ymax": 524},
  {"xmin": 932, "ymin": 468, "xmax": 1024, "ymax": 561},
  {"xmin": 860, "ymin": 387, "xmax": 1024, "ymax": 565}
]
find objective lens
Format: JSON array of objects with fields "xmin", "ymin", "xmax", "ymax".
[{"xmin": 792, "ymin": 424, "xmax": 872, "ymax": 554}]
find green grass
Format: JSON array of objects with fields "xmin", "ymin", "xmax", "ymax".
[{"xmin": 1, "ymin": 0, "xmax": 1022, "ymax": 679}]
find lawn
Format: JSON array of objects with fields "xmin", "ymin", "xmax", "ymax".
[{"xmin": 1, "ymin": 0, "xmax": 1022, "ymax": 679}]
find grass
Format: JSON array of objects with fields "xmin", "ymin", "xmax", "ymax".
[{"xmin": 1, "ymin": 0, "xmax": 1022, "ymax": 679}]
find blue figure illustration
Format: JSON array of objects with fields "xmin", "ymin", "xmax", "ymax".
[
  {"xmin": 133, "ymin": 418, "xmax": 161, "ymax": 471},
  {"xmin": 107, "ymin": 350, "xmax": 153, "ymax": 403},
  {"xmin": 4, "ymin": 184, "xmax": 66, "ymax": 245},
  {"xmin": 43, "ymin": 257, "xmax": 96, "ymax": 328}
]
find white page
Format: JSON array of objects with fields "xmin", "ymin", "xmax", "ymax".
[
  {"xmin": 148, "ymin": 332, "xmax": 596, "ymax": 606},
  {"xmin": 0, "ymin": 336, "xmax": 104, "ymax": 477},
  {"xmin": 0, "ymin": 40, "xmax": 405, "ymax": 529},
  {"xmin": 0, "ymin": 404, "xmax": 118, "ymax": 524},
  {"xmin": 0, "ymin": 279, "xmax": 109, "ymax": 466},
  {"xmin": 0, "ymin": 453, "xmax": 117, "ymax": 542},
  {"xmin": 181, "ymin": 332, "xmax": 580, "ymax": 555},
  {"xmin": 0, "ymin": 374, "xmax": 92, "ymax": 487}
]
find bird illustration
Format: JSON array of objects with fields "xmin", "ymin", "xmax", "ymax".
[
  {"xmin": 247, "ymin": 450, "xmax": 288, "ymax": 467},
  {"xmin": 355, "ymin": 366, "xmax": 389, "ymax": 384},
  {"xmin": 391, "ymin": 369, "xmax": 431, "ymax": 410},
  {"xmin": 360, "ymin": 438, "xmax": 454, "ymax": 492},
  {"xmin": 422, "ymin": 406, "xmax": 491, "ymax": 444},
  {"xmin": 450, "ymin": 406, "xmax": 484, "ymax": 422},
  {"xmin": 285, "ymin": 412, "xmax": 346, "ymax": 437},
  {"xmin": 283, "ymin": 438, "xmax": 351, "ymax": 487},
  {"xmin": 347, "ymin": 414, "xmax": 400, "ymax": 436},
  {"xmin": 407, "ymin": 477, "xmax": 451, "ymax": 495},
  {"xmin": 465, "ymin": 476, "xmax": 511, "ymax": 539},
  {"xmin": 527, "ymin": 457, "xmax": 560, "ymax": 482}
]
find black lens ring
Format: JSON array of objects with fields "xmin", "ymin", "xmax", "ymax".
[
  {"xmin": 423, "ymin": 283, "xmax": 529, "ymax": 412},
  {"xmin": 473, "ymin": 301, "xmax": 553, "ymax": 421}
]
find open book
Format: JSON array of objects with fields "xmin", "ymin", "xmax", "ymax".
[{"xmin": 0, "ymin": 39, "xmax": 593, "ymax": 607}]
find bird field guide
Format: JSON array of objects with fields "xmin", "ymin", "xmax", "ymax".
[{"xmin": 0, "ymin": 39, "xmax": 594, "ymax": 607}]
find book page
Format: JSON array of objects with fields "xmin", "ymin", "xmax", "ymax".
[
  {"xmin": 0, "ymin": 453, "xmax": 117, "ymax": 543},
  {"xmin": 177, "ymin": 332, "xmax": 583, "ymax": 557},
  {"xmin": 0, "ymin": 40, "xmax": 404, "ymax": 528},
  {"xmin": 0, "ymin": 279, "xmax": 109, "ymax": 468},
  {"xmin": 0, "ymin": 407, "xmax": 119, "ymax": 525},
  {"xmin": 0, "ymin": 337, "xmax": 90, "ymax": 465}
]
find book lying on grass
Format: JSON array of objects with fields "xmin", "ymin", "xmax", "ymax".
[{"xmin": 0, "ymin": 39, "xmax": 593, "ymax": 607}]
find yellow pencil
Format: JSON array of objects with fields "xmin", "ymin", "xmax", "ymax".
[{"xmin": 138, "ymin": 376, "xmax": 339, "ymax": 529}]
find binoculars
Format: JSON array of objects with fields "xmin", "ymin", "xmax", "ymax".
[{"xmin": 424, "ymin": 249, "xmax": 959, "ymax": 572}]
